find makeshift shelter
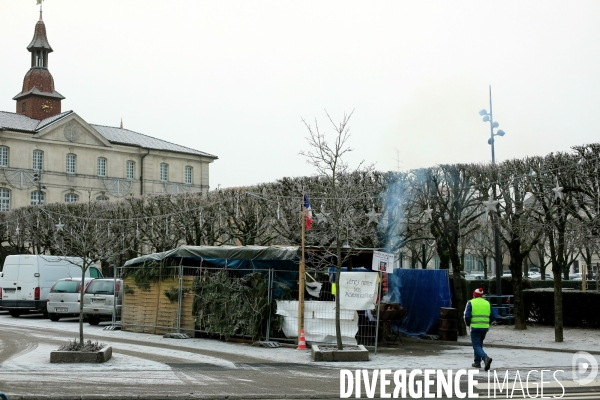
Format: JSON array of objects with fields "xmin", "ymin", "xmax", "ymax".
[{"xmin": 120, "ymin": 245, "xmax": 300, "ymax": 336}]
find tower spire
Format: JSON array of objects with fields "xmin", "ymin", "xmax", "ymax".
[{"xmin": 13, "ymin": 9, "xmax": 64, "ymax": 119}]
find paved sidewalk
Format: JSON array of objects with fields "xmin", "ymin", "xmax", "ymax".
[{"xmin": 457, "ymin": 324, "xmax": 600, "ymax": 354}]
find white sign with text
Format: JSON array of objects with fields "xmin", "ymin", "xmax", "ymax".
[
  {"xmin": 372, "ymin": 250, "xmax": 395, "ymax": 273},
  {"xmin": 339, "ymin": 272, "xmax": 378, "ymax": 310}
]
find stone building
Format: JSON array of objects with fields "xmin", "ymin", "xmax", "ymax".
[{"xmin": 0, "ymin": 12, "xmax": 217, "ymax": 211}]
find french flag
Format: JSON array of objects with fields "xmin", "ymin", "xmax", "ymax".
[{"xmin": 304, "ymin": 193, "xmax": 313, "ymax": 230}]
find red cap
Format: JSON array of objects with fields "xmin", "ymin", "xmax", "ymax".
[{"xmin": 473, "ymin": 287, "xmax": 484, "ymax": 298}]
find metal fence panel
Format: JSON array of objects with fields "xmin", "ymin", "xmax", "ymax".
[{"xmin": 116, "ymin": 264, "xmax": 381, "ymax": 347}]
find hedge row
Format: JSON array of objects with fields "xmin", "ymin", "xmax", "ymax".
[
  {"xmin": 466, "ymin": 278, "xmax": 597, "ymax": 297},
  {"xmin": 523, "ymin": 289, "xmax": 600, "ymax": 328}
]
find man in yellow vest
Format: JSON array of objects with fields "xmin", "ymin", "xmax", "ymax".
[{"xmin": 464, "ymin": 287, "xmax": 493, "ymax": 371}]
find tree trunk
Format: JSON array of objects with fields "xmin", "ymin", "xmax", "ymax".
[
  {"xmin": 552, "ymin": 272, "xmax": 563, "ymax": 342},
  {"xmin": 539, "ymin": 250, "xmax": 546, "ymax": 281},
  {"xmin": 79, "ymin": 263, "xmax": 86, "ymax": 346},
  {"xmin": 509, "ymin": 243, "xmax": 527, "ymax": 330},
  {"xmin": 449, "ymin": 252, "xmax": 467, "ymax": 336},
  {"xmin": 335, "ymin": 264, "xmax": 343, "ymax": 350},
  {"xmin": 511, "ymin": 267, "xmax": 527, "ymax": 330},
  {"xmin": 483, "ymin": 257, "xmax": 488, "ymax": 280}
]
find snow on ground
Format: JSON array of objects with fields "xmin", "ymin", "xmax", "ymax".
[{"xmin": 2, "ymin": 314, "xmax": 598, "ymax": 374}]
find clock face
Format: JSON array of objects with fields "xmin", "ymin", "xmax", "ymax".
[{"xmin": 41, "ymin": 101, "xmax": 54, "ymax": 113}]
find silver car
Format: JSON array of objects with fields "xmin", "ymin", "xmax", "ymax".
[
  {"xmin": 82, "ymin": 278, "xmax": 123, "ymax": 325},
  {"xmin": 47, "ymin": 277, "xmax": 95, "ymax": 321}
]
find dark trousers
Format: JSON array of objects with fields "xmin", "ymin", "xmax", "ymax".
[{"xmin": 470, "ymin": 329, "xmax": 488, "ymax": 363}]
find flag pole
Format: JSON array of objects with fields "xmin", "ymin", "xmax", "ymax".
[{"xmin": 298, "ymin": 194, "xmax": 306, "ymax": 348}]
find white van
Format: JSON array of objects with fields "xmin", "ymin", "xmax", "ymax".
[{"xmin": 0, "ymin": 255, "xmax": 103, "ymax": 317}]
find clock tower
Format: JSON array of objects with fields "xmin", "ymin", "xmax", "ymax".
[{"xmin": 13, "ymin": 11, "xmax": 64, "ymax": 120}]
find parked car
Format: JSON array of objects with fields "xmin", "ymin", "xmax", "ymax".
[
  {"xmin": 528, "ymin": 272, "xmax": 554, "ymax": 280},
  {"xmin": 465, "ymin": 273, "xmax": 486, "ymax": 281},
  {"xmin": 82, "ymin": 278, "xmax": 123, "ymax": 325},
  {"xmin": 47, "ymin": 277, "xmax": 95, "ymax": 321},
  {"xmin": 569, "ymin": 273, "xmax": 582, "ymax": 281},
  {"xmin": 0, "ymin": 255, "xmax": 103, "ymax": 317}
]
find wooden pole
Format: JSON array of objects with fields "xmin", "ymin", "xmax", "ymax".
[{"xmin": 298, "ymin": 202, "xmax": 306, "ymax": 346}]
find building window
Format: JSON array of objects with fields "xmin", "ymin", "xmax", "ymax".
[
  {"xmin": 33, "ymin": 150, "xmax": 43, "ymax": 171},
  {"xmin": 0, "ymin": 147, "xmax": 9, "ymax": 167},
  {"xmin": 0, "ymin": 188, "xmax": 10, "ymax": 211},
  {"xmin": 465, "ymin": 254, "xmax": 473, "ymax": 271},
  {"xmin": 97, "ymin": 157, "xmax": 107, "ymax": 177},
  {"xmin": 31, "ymin": 191, "xmax": 45, "ymax": 205},
  {"xmin": 184, "ymin": 166, "xmax": 193, "ymax": 185},
  {"xmin": 65, "ymin": 193, "xmax": 78, "ymax": 203},
  {"xmin": 96, "ymin": 195, "xmax": 109, "ymax": 202},
  {"xmin": 22, "ymin": 102, "xmax": 26, "ymax": 112},
  {"xmin": 66, "ymin": 153, "xmax": 76, "ymax": 174},
  {"xmin": 160, "ymin": 163, "xmax": 168, "ymax": 182},
  {"xmin": 126, "ymin": 160, "xmax": 135, "ymax": 180}
]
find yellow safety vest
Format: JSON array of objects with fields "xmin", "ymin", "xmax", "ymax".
[{"xmin": 469, "ymin": 297, "xmax": 491, "ymax": 329}]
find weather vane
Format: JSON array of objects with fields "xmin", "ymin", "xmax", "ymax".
[{"xmin": 37, "ymin": 0, "xmax": 43, "ymax": 13}]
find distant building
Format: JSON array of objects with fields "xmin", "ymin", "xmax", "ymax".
[{"xmin": 0, "ymin": 12, "xmax": 217, "ymax": 210}]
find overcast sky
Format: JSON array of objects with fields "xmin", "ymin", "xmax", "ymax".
[{"xmin": 1, "ymin": 1, "xmax": 599, "ymax": 189}]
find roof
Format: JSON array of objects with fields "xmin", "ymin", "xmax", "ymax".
[
  {"xmin": 28, "ymin": 14, "xmax": 53, "ymax": 52},
  {"xmin": 13, "ymin": 86, "xmax": 65, "ymax": 101},
  {"xmin": 124, "ymin": 245, "xmax": 301, "ymax": 266},
  {"xmin": 0, "ymin": 111, "xmax": 217, "ymax": 158},
  {"xmin": 0, "ymin": 110, "xmax": 72, "ymax": 132},
  {"xmin": 91, "ymin": 124, "xmax": 217, "ymax": 158}
]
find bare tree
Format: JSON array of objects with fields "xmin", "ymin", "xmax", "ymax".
[
  {"xmin": 470, "ymin": 159, "xmax": 544, "ymax": 330},
  {"xmin": 48, "ymin": 201, "xmax": 132, "ymax": 345},
  {"xmin": 408, "ymin": 164, "xmax": 481, "ymax": 336},
  {"xmin": 300, "ymin": 111, "xmax": 378, "ymax": 350},
  {"xmin": 527, "ymin": 152, "xmax": 580, "ymax": 342}
]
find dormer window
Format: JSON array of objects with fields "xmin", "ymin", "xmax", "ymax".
[{"xmin": 21, "ymin": 102, "xmax": 26, "ymax": 112}]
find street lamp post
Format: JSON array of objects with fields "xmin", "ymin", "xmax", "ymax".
[
  {"xmin": 32, "ymin": 171, "xmax": 46, "ymax": 254},
  {"xmin": 479, "ymin": 85, "xmax": 506, "ymax": 308}
]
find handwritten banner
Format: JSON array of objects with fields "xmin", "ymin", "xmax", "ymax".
[{"xmin": 339, "ymin": 272, "xmax": 378, "ymax": 310}]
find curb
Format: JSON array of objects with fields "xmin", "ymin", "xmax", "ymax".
[{"xmin": 397, "ymin": 336, "xmax": 600, "ymax": 355}]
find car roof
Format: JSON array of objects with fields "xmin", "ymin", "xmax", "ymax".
[
  {"xmin": 57, "ymin": 277, "xmax": 94, "ymax": 281},
  {"xmin": 90, "ymin": 278, "xmax": 122, "ymax": 281}
]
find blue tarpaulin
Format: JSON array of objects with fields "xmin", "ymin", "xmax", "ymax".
[{"xmin": 387, "ymin": 269, "xmax": 452, "ymax": 337}]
